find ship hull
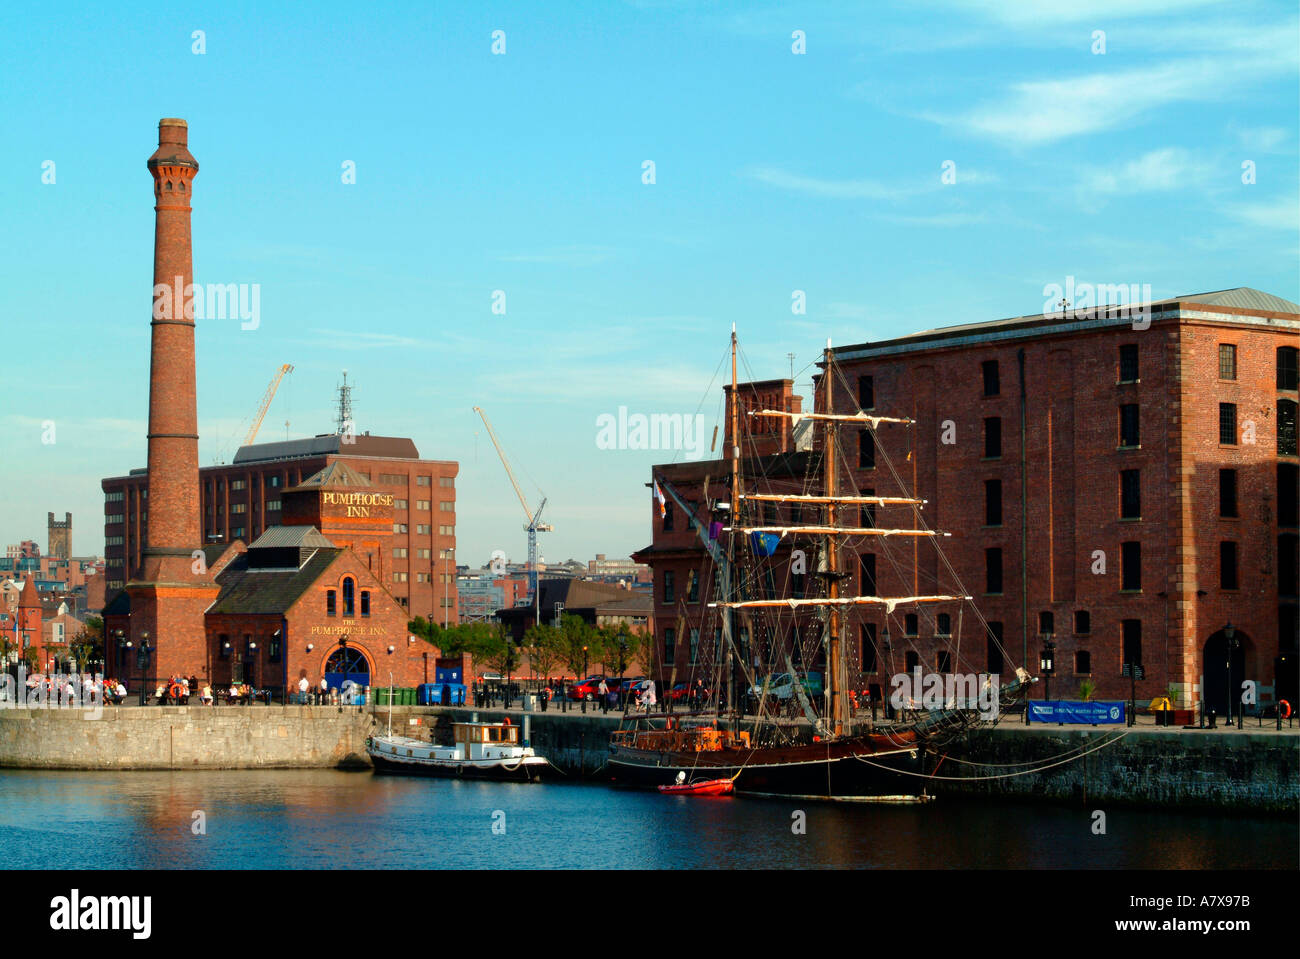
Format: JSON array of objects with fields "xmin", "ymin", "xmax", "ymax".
[
  {"xmin": 609, "ymin": 736, "xmax": 929, "ymax": 799},
  {"xmin": 369, "ymin": 751, "xmax": 548, "ymax": 782}
]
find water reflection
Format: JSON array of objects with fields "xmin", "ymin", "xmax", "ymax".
[{"xmin": 0, "ymin": 770, "xmax": 1292, "ymax": 870}]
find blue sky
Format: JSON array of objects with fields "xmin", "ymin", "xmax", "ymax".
[{"xmin": 1, "ymin": 0, "xmax": 1296, "ymax": 566}]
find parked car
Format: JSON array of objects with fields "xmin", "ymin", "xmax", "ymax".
[
  {"xmin": 670, "ymin": 681, "xmax": 710, "ymax": 702},
  {"xmin": 569, "ymin": 676, "xmax": 616, "ymax": 701},
  {"xmin": 747, "ymin": 672, "xmax": 823, "ymax": 701}
]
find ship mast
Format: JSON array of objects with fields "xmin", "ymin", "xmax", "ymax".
[
  {"xmin": 728, "ymin": 324, "xmax": 741, "ymax": 731},
  {"xmin": 823, "ymin": 339, "xmax": 849, "ymax": 737}
]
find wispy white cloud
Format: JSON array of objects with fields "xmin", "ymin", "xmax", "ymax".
[
  {"xmin": 745, "ymin": 165, "xmax": 998, "ymax": 199},
  {"xmin": 937, "ymin": 0, "xmax": 1226, "ymax": 26},
  {"xmin": 1222, "ymin": 193, "xmax": 1300, "ymax": 232},
  {"xmin": 1078, "ymin": 147, "xmax": 1211, "ymax": 195}
]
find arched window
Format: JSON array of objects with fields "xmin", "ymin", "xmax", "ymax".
[
  {"xmin": 342, "ymin": 578, "xmax": 355, "ymax": 616},
  {"xmin": 1279, "ymin": 399, "xmax": 1297, "ymax": 457},
  {"xmin": 166, "ymin": 180, "xmax": 173, "ymax": 191},
  {"xmin": 323, "ymin": 646, "xmax": 369, "ymax": 679},
  {"xmin": 179, "ymin": 181, "xmax": 186, "ymax": 191}
]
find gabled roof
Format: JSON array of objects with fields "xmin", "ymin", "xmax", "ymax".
[
  {"xmin": 207, "ymin": 547, "xmax": 342, "ymax": 616},
  {"xmin": 232, "ymin": 433, "xmax": 421, "ymax": 465},
  {"xmin": 289, "ymin": 461, "xmax": 375, "ymax": 491}
]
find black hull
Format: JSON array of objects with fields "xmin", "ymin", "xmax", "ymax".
[
  {"xmin": 608, "ymin": 746, "xmax": 927, "ymax": 798},
  {"xmin": 370, "ymin": 752, "xmax": 546, "ymax": 783}
]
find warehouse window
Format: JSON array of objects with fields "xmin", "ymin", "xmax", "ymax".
[
  {"xmin": 1075, "ymin": 610, "xmax": 1090, "ymax": 634},
  {"xmin": 1039, "ymin": 610, "xmax": 1054, "ymax": 635},
  {"xmin": 985, "ymin": 547, "xmax": 1003, "ymax": 594},
  {"xmin": 1219, "ymin": 469, "xmax": 1238, "ymax": 518},
  {"xmin": 663, "ymin": 570, "xmax": 675, "ymax": 603},
  {"xmin": 326, "ymin": 591, "xmax": 336, "ymax": 616},
  {"xmin": 859, "ymin": 430, "xmax": 875, "ymax": 469},
  {"xmin": 984, "ymin": 417, "xmax": 1001, "ymax": 458},
  {"xmin": 342, "ymin": 577, "xmax": 355, "ymax": 616},
  {"xmin": 416, "ymin": 476, "xmax": 431, "ymax": 486},
  {"xmin": 860, "ymin": 554, "xmax": 877, "ymax": 595},
  {"xmin": 664, "ymin": 628, "xmax": 675, "ymax": 667},
  {"xmin": 1218, "ymin": 344, "xmax": 1237, "ymax": 381},
  {"xmin": 687, "ymin": 570, "xmax": 699, "ymax": 603},
  {"xmin": 904, "ymin": 613, "xmax": 918, "ymax": 636},
  {"xmin": 936, "ymin": 613, "xmax": 951, "ymax": 636},
  {"xmin": 1121, "ymin": 542, "xmax": 1141, "ymax": 591},
  {"xmin": 393, "ymin": 547, "xmax": 407, "ymax": 558},
  {"xmin": 416, "ymin": 524, "xmax": 430, "ymax": 535},
  {"xmin": 394, "ymin": 499, "xmax": 408, "ymax": 509},
  {"xmin": 1120, "ymin": 469, "xmax": 1141, "ymax": 519},
  {"xmin": 1075, "ymin": 651, "xmax": 1091, "ymax": 675},
  {"xmin": 1119, "ymin": 404, "xmax": 1140, "ymax": 448},
  {"xmin": 1219, "ymin": 403, "xmax": 1237, "ymax": 445},
  {"xmin": 860, "ymin": 624, "xmax": 878, "ymax": 673},
  {"xmin": 394, "ymin": 523, "xmax": 407, "ymax": 534},
  {"xmin": 858, "ymin": 375, "xmax": 875, "ymax": 410},
  {"xmin": 1279, "ymin": 347, "xmax": 1299, "ymax": 391},
  {"xmin": 860, "ymin": 489, "xmax": 876, "ymax": 528},
  {"xmin": 987, "ymin": 623, "xmax": 1004, "ymax": 674},
  {"xmin": 1118, "ymin": 344, "xmax": 1139, "ymax": 383},
  {"xmin": 361, "ymin": 591, "xmax": 370, "ymax": 617},
  {"xmin": 936, "ymin": 650, "xmax": 952, "ymax": 673},
  {"xmin": 982, "ymin": 360, "xmax": 1000, "ymax": 397},
  {"xmin": 1220, "ymin": 542, "xmax": 1239, "ymax": 590},
  {"xmin": 1122, "ymin": 620, "xmax": 1142, "ymax": 668},
  {"xmin": 985, "ymin": 479, "xmax": 1002, "ymax": 526},
  {"xmin": 1280, "ymin": 399, "xmax": 1298, "ymax": 456}
]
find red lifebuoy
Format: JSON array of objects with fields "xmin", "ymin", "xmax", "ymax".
[
  {"xmin": 1281, "ymin": 700, "xmax": 1292, "ymax": 719},
  {"xmin": 168, "ymin": 683, "xmax": 183, "ymax": 700}
]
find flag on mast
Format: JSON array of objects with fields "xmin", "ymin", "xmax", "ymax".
[{"xmin": 653, "ymin": 480, "xmax": 667, "ymax": 518}]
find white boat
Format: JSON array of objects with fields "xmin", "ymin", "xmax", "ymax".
[{"xmin": 367, "ymin": 720, "xmax": 550, "ymax": 782}]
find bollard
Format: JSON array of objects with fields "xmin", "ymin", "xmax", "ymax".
[{"xmin": 523, "ymin": 713, "xmax": 531, "ymax": 746}]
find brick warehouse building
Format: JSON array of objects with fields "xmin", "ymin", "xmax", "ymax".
[
  {"xmin": 636, "ymin": 290, "xmax": 1298, "ymax": 712},
  {"xmin": 100, "ymin": 118, "xmax": 446, "ymax": 694},
  {"xmin": 103, "ymin": 433, "xmax": 459, "ymax": 622}
]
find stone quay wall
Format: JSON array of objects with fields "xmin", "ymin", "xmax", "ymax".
[
  {"xmin": 0, "ymin": 705, "xmax": 376, "ymax": 770},
  {"xmin": 0, "ymin": 703, "xmax": 1293, "ymax": 813}
]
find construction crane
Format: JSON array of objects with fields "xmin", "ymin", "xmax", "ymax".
[
  {"xmin": 473, "ymin": 406, "xmax": 552, "ymax": 601},
  {"xmin": 244, "ymin": 364, "xmax": 294, "ymax": 446}
]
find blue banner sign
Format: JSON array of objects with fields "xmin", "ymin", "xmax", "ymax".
[{"xmin": 1028, "ymin": 700, "xmax": 1126, "ymax": 724}]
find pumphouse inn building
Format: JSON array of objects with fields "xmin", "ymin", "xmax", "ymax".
[
  {"xmin": 99, "ymin": 118, "xmax": 450, "ymax": 697},
  {"xmin": 636, "ymin": 289, "xmax": 1299, "ymax": 713}
]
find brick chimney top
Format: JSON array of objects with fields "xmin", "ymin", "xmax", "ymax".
[{"xmin": 150, "ymin": 118, "xmax": 196, "ymax": 169}]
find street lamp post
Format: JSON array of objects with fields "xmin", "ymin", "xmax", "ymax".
[
  {"xmin": 581, "ymin": 644, "xmax": 588, "ymax": 713},
  {"xmin": 337, "ymin": 635, "xmax": 349, "ymax": 705},
  {"xmin": 1224, "ymin": 622, "xmax": 1238, "ymax": 730},
  {"xmin": 138, "ymin": 632, "xmax": 150, "ymax": 705}
]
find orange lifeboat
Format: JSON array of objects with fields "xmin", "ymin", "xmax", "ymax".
[{"xmin": 657, "ymin": 778, "xmax": 734, "ymax": 797}]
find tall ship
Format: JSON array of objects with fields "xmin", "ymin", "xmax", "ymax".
[{"xmin": 610, "ymin": 328, "xmax": 1032, "ymax": 799}]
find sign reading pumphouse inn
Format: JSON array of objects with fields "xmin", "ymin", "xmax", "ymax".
[{"xmin": 321, "ymin": 491, "xmax": 395, "ymax": 516}]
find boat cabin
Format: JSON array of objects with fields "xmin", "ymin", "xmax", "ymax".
[{"xmin": 454, "ymin": 722, "xmax": 523, "ymax": 761}]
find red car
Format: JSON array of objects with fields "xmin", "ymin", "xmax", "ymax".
[
  {"xmin": 670, "ymin": 682, "xmax": 710, "ymax": 702},
  {"xmin": 568, "ymin": 676, "xmax": 616, "ymax": 701}
]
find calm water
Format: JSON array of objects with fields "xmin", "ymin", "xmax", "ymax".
[{"xmin": 0, "ymin": 769, "xmax": 1293, "ymax": 869}]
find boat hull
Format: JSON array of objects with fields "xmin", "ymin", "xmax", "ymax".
[
  {"xmin": 610, "ymin": 737, "xmax": 927, "ymax": 798},
  {"xmin": 369, "ymin": 751, "xmax": 548, "ymax": 782},
  {"xmin": 657, "ymin": 779, "xmax": 735, "ymax": 796}
]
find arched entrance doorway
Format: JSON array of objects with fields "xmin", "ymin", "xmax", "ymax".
[
  {"xmin": 1202, "ymin": 629, "xmax": 1250, "ymax": 718},
  {"xmin": 323, "ymin": 645, "xmax": 371, "ymax": 692}
]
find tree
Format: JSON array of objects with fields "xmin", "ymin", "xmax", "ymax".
[
  {"xmin": 631, "ymin": 625, "xmax": 656, "ymax": 678},
  {"xmin": 476, "ymin": 623, "xmax": 521, "ymax": 679},
  {"xmin": 523, "ymin": 623, "xmax": 563, "ymax": 681},
  {"xmin": 557, "ymin": 614, "xmax": 594, "ymax": 677}
]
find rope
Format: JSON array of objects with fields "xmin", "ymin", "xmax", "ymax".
[{"xmin": 850, "ymin": 729, "xmax": 1135, "ymax": 781}]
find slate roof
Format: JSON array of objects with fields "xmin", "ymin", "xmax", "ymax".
[
  {"xmin": 232, "ymin": 433, "xmax": 420, "ymax": 465},
  {"xmin": 207, "ymin": 547, "xmax": 342, "ymax": 616},
  {"xmin": 287, "ymin": 461, "xmax": 374, "ymax": 491},
  {"xmin": 247, "ymin": 525, "xmax": 336, "ymax": 550}
]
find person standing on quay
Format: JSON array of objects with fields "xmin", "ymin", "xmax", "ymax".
[
  {"xmin": 598, "ymin": 678, "xmax": 609, "ymax": 713},
  {"xmin": 298, "ymin": 675, "xmax": 309, "ymax": 705}
]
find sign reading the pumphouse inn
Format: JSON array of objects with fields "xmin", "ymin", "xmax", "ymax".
[{"xmin": 321, "ymin": 491, "xmax": 394, "ymax": 517}]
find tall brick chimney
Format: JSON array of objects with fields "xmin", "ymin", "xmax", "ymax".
[{"xmin": 125, "ymin": 118, "xmax": 219, "ymax": 683}]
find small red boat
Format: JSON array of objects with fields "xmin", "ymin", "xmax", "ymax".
[{"xmin": 657, "ymin": 778, "xmax": 734, "ymax": 797}]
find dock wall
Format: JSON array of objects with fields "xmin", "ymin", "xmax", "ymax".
[{"xmin": 0, "ymin": 704, "xmax": 1294, "ymax": 812}]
